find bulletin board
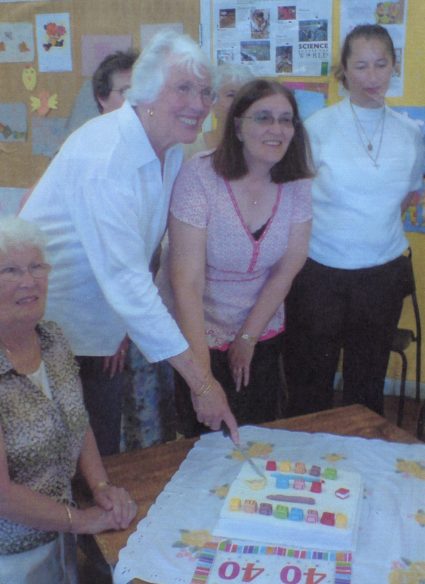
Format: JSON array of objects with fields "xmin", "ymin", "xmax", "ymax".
[
  {"xmin": 1, "ymin": 0, "xmax": 425, "ymax": 388},
  {"xmin": 201, "ymin": 0, "xmax": 425, "ymax": 105},
  {"xmin": 0, "ymin": 0, "xmax": 200, "ymax": 189},
  {"xmin": 200, "ymin": 0, "xmax": 425, "ymax": 389}
]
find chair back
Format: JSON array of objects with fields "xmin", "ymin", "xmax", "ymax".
[{"xmin": 400, "ymin": 247, "xmax": 416, "ymax": 298}]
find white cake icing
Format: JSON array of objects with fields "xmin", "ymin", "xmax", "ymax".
[{"xmin": 213, "ymin": 458, "xmax": 362, "ymax": 550}]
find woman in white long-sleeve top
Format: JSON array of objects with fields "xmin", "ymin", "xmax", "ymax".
[{"xmin": 283, "ymin": 24, "xmax": 424, "ymax": 417}]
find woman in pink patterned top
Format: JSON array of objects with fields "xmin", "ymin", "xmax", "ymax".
[{"xmin": 168, "ymin": 79, "xmax": 313, "ymax": 436}]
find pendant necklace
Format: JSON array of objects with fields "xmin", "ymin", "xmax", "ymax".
[{"xmin": 350, "ymin": 100, "xmax": 386, "ymax": 167}]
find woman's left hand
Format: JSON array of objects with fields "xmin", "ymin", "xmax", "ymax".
[
  {"xmin": 92, "ymin": 482, "xmax": 137, "ymax": 529},
  {"xmin": 103, "ymin": 335, "xmax": 129, "ymax": 379},
  {"xmin": 228, "ymin": 336, "xmax": 255, "ymax": 392}
]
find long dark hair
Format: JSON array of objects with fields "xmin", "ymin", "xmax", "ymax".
[
  {"xmin": 335, "ymin": 24, "xmax": 396, "ymax": 89},
  {"xmin": 212, "ymin": 78, "xmax": 313, "ymax": 183}
]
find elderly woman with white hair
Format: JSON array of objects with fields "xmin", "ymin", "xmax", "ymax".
[
  {"xmin": 21, "ymin": 29, "xmax": 239, "ymax": 449},
  {"xmin": 184, "ymin": 62, "xmax": 255, "ymax": 158},
  {"xmin": 0, "ymin": 217, "xmax": 136, "ymax": 583}
]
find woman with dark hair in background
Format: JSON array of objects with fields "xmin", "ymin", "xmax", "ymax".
[{"xmin": 166, "ymin": 79, "xmax": 313, "ymax": 437}]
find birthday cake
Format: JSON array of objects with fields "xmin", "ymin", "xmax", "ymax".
[{"xmin": 213, "ymin": 458, "xmax": 362, "ymax": 550}]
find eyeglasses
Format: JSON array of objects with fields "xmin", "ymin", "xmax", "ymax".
[
  {"xmin": 240, "ymin": 111, "xmax": 295, "ymax": 128},
  {"xmin": 110, "ymin": 86, "xmax": 130, "ymax": 96},
  {"xmin": 0, "ymin": 262, "xmax": 51, "ymax": 282},
  {"xmin": 170, "ymin": 82, "xmax": 217, "ymax": 106}
]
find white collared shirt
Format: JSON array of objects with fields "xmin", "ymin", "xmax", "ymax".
[{"xmin": 21, "ymin": 101, "xmax": 188, "ymax": 360}]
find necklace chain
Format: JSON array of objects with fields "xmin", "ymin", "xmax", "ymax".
[{"xmin": 350, "ymin": 100, "xmax": 386, "ymax": 167}]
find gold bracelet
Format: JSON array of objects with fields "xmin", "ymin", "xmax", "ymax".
[
  {"xmin": 239, "ymin": 333, "xmax": 258, "ymax": 347},
  {"xmin": 194, "ymin": 380, "xmax": 213, "ymax": 397},
  {"xmin": 64, "ymin": 504, "xmax": 73, "ymax": 532},
  {"xmin": 94, "ymin": 480, "xmax": 111, "ymax": 491}
]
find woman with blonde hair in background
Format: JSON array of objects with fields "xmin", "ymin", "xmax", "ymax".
[{"xmin": 184, "ymin": 62, "xmax": 255, "ymax": 158}]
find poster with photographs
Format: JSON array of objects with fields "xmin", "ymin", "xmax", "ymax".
[
  {"xmin": 340, "ymin": 0, "xmax": 407, "ymax": 96},
  {"xmin": 213, "ymin": 0, "xmax": 333, "ymax": 77}
]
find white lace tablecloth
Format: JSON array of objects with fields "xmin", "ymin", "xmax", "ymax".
[{"xmin": 114, "ymin": 426, "xmax": 425, "ymax": 584}]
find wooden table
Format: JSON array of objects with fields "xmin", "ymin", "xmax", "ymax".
[{"xmin": 92, "ymin": 404, "xmax": 420, "ymax": 580}]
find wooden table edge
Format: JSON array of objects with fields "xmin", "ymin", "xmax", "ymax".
[{"xmin": 88, "ymin": 404, "xmax": 420, "ymax": 580}]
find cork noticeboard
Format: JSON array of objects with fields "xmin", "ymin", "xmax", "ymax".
[{"xmin": 0, "ymin": 0, "xmax": 200, "ymax": 188}]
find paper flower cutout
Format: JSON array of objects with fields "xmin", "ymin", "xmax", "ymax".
[
  {"xmin": 30, "ymin": 90, "xmax": 58, "ymax": 116},
  {"xmin": 43, "ymin": 22, "xmax": 67, "ymax": 51}
]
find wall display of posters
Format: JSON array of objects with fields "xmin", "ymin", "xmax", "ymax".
[
  {"xmin": 31, "ymin": 116, "xmax": 67, "ymax": 158},
  {"xmin": 393, "ymin": 105, "xmax": 425, "ymax": 234},
  {"xmin": 0, "ymin": 0, "xmax": 48, "ymax": 3},
  {"xmin": 35, "ymin": 12, "xmax": 72, "ymax": 72},
  {"xmin": 210, "ymin": 0, "xmax": 333, "ymax": 76},
  {"xmin": 0, "ymin": 187, "xmax": 25, "ymax": 216},
  {"xmin": 340, "ymin": 0, "xmax": 407, "ymax": 97},
  {"xmin": 81, "ymin": 34, "xmax": 132, "ymax": 77},
  {"xmin": 0, "ymin": 22, "xmax": 34, "ymax": 63},
  {"xmin": 0, "ymin": 103, "xmax": 26, "ymax": 141}
]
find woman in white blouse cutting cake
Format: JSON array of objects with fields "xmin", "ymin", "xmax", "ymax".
[{"xmin": 284, "ymin": 24, "xmax": 424, "ymax": 417}]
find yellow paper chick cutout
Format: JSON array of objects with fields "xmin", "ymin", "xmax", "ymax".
[
  {"xmin": 22, "ymin": 67, "xmax": 37, "ymax": 91},
  {"xmin": 30, "ymin": 90, "xmax": 58, "ymax": 117}
]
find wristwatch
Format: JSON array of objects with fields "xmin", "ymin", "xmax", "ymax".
[{"xmin": 239, "ymin": 333, "xmax": 258, "ymax": 347}]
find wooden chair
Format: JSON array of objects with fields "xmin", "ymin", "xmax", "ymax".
[
  {"xmin": 418, "ymin": 401, "xmax": 425, "ymax": 441},
  {"xmin": 391, "ymin": 248, "xmax": 422, "ymax": 427}
]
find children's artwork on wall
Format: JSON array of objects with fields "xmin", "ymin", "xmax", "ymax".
[
  {"xmin": 285, "ymin": 81, "xmax": 328, "ymax": 121},
  {"xmin": 30, "ymin": 89, "xmax": 58, "ymax": 116},
  {"xmin": 31, "ymin": 115, "xmax": 67, "ymax": 158},
  {"xmin": 0, "ymin": 0, "xmax": 51, "ymax": 3},
  {"xmin": 0, "ymin": 22, "xmax": 34, "ymax": 63},
  {"xmin": 0, "ymin": 103, "xmax": 26, "ymax": 141},
  {"xmin": 81, "ymin": 35, "xmax": 132, "ymax": 77},
  {"xmin": 0, "ymin": 187, "xmax": 26, "ymax": 217},
  {"xmin": 393, "ymin": 106, "xmax": 425, "ymax": 234},
  {"xmin": 22, "ymin": 65, "xmax": 37, "ymax": 91},
  {"xmin": 35, "ymin": 12, "xmax": 72, "ymax": 72}
]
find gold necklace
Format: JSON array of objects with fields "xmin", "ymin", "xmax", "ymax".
[
  {"xmin": 0, "ymin": 337, "xmax": 41, "ymax": 373},
  {"xmin": 350, "ymin": 100, "xmax": 386, "ymax": 167}
]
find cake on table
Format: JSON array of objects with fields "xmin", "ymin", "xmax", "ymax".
[{"xmin": 213, "ymin": 458, "xmax": 363, "ymax": 551}]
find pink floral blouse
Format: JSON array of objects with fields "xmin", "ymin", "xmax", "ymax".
[{"xmin": 169, "ymin": 154, "xmax": 312, "ymax": 349}]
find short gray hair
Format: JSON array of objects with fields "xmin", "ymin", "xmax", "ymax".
[
  {"xmin": 215, "ymin": 63, "xmax": 255, "ymax": 90},
  {"xmin": 127, "ymin": 29, "xmax": 214, "ymax": 105},
  {"xmin": 0, "ymin": 216, "xmax": 46, "ymax": 256}
]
